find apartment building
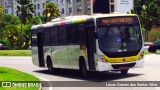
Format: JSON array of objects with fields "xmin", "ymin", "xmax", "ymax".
[
  {"xmin": 32, "ymin": 0, "xmax": 59, "ymax": 16},
  {"xmin": 32, "ymin": 0, "xmax": 48, "ymax": 16},
  {"xmin": 0, "ymin": 0, "xmax": 13, "ymax": 14},
  {"xmin": 57, "ymin": 0, "xmax": 117, "ymax": 17},
  {"xmin": 57, "ymin": 0, "xmax": 91, "ymax": 17},
  {"xmin": 13, "ymin": 0, "xmax": 57, "ymax": 16},
  {"xmin": 1, "ymin": 0, "xmax": 133, "ymax": 17}
]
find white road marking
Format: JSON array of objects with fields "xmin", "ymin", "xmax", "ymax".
[{"xmin": 37, "ymin": 76, "xmax": 52, "ymax": 90}]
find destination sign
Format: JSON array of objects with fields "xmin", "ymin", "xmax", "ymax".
[{"xmin": 97, "ymin": 17, "xmax": 138, "ymax": 24}]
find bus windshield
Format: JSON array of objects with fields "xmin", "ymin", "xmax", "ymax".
[{"xmin": 98, "ymin": 23, "xmax": 142, "ymax": 54}]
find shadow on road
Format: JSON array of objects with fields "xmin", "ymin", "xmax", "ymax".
[{"xmin": 34, "ymin": 68, "xmax": 143, "ymax": 82}]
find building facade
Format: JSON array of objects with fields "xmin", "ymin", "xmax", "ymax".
[
  {"xmin": 0, "ymin": 0, "xmax": 13, "ymax": 14},
  {"xmin": 1, "ymin": 0, "xmax": 133, "ymax": 17},
  {"xmin": 32, "ymin": 0, "xmax": 48, "ymax": 16},
  {"xmin": 32, "ymin": 0, "xmax": 58, "ymax": 16},
  {"xmin": 57, "ymin": 0, "xmax": 91, "ymax": 17},
  {"xmin": 13, "ymin": 0, "xmax": 56, "ymax": 16},
  {"xmin": 57, "ymin": 0, "xmax": 117, "ymax": 17}
]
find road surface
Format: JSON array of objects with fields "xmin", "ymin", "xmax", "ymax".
[{"xmin": 0, "ymin": 54, "xmax": 160, "ymax": 90}]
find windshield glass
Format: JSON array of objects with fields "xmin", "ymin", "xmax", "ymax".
[{"xmin": 98, "ymin": 23, "xmax": 142, "ymax": 53}]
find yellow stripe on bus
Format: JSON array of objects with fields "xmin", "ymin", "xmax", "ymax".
[{"xmin": 103, "ymin": 52, "xmax": 141, "ymax": 63}]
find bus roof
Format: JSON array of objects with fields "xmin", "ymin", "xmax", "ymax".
[
  {"xmin": 31, "ymin": 13, "xmax": 138, "ymax": 30},
  {"xmin": 50, "ymin": 13, "xmax": 137, "ymax": 22}
]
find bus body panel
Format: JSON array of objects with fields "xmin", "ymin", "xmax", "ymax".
[
  {"xmin": 67, "ymin": 45, "xmax": 82, "ymax": 69},
  {"xmin": 51, "ymin": 46, "xmax": 69, "ymax": 68},
  {"xmin": 43, "ymin": 45, "xmax": 87, "ymax": 70},
  {"xmin": 32, "ymin": 47, "xmax": 39, "ymax": 66}
]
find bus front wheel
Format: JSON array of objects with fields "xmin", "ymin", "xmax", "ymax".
[{"xmin": 79, "ymin": 60, "xmax": 88, "ymax": 79}]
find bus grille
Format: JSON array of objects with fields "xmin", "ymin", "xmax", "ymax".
[{"xmin": 111, "ymin": 63, "xmax": 136, "ymax": 69}]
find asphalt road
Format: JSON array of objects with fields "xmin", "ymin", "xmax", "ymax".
[{"xmin": 0, "ymin": 54, "xmax": 160, "ymax": 90}]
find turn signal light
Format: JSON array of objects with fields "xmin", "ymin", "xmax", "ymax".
[
  {"xmin": 138, "ymin": 52, "xmax": 144, "ymax": 60},
  {"xmin": 139, "ymin": 55, "xmax": 142, "ymax": 59},
  {"xmin": 100, "ymin": 55, "xmax": 108, "ymax": 62}
]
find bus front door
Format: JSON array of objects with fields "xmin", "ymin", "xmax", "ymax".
[
  {"xmin": 87, "ymin": 27, "xmax": 96, "ymax": 70},
  {"xmin": 37, "ymin": 33, "xmax": 45, "ymax": 67}
]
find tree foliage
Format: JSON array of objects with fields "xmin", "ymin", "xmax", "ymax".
[
  {"xmin": 16, "ymin": 0, "xmax": 35, "ymax": 25},
  {"xmin": 29, "ymin": 16, "xmax": 42, "ymax": 25},
  {"xmin": 141, "ymin": 2, "xmax": 160, "ymax": 31},
  {"xmin": 0, "ymin": 5, "xmax": 4, "ymax": 24},
  {"xmin": 132, "ymin": 1, "xmax": 160, "ymax": 41},
  {"xmin": 16, "ymin": 0, "xmax": 35, "ymax": 49},
  {"xmin": 44, "ymin": 2, "xmax": 60, "ymax": 22},
  {"xmin": 3, "ymin": 25, "xmax": 20, "ymax": 48},
  {"xmin": 2, "ymin": 14, "xmax": 21, "ymax": 25},
  {"xmin": 0, "ymin": 15, "xmax": 21, "ymax": 49},
  {"xmin": 0, "ymin": 15, "xmax": 42, "ymax": 49}
]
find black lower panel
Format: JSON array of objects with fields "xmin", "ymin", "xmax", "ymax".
[{"xmin": 111, "ymin": 63, "xmax": 136, "ymax": 69}]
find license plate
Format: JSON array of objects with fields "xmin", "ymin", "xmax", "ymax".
[{"xmin": 119, "ymin": 66, "xmax": 129, "ymax": 70}]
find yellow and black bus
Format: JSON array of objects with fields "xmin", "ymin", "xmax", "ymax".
[{"xmin": 31, "ymin": 13, "xmax": 144, "ymax": 78}]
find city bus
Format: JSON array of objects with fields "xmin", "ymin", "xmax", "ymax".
[{"xmin": 31, "ymin": 13, "xmax": 144, "ymax": 78}]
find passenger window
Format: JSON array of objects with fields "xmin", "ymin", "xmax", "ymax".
[
  {"xmin": 78, "ymin": 24, "xmax": 87, "ymax": 44},
  {"xmin": 44, "ymin": 29, "xmax": 51, "ymax": 45},
  {"xmin": 68, "ymin": 25, "xmax": 78, "ymax": 44},
  {"xmin": 51, "ymin": 28, "xmax": 59, "ymax": 45},
  {"xmin": 59, "ymin": 27, "xmax": 68, "ymax": 44}
]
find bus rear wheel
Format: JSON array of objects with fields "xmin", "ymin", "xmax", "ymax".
[
  {"xmin": 121, "ymin": 69, "xmax": 128, "ymax": 75},
  {"xmin": 79, "ymin": 61, "xmax": 88, "ymax": 79},
  {"xmin": 47, "ymin": 58, "xmax": 54, "ymax": 74}
]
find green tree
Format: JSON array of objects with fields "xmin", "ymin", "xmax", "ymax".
[
  {"xmin": 140, "ymin": 2, "xmax": 160, "ymax": 41},
  {"xmin": 0, "ymin": 14, "xmax": 20, "ymax": 41},
  {"xmin": 131, "ymin": 1, "xmax": 160, "ymax": 41},
  {"xmin": 0, "ymin": 5, "xmax": 4, "ymax": 24},
  {"xmin": 16, "ymin": 0, "xmax": 35, "ymax": 24},
  {"xmin": 16, "ymin": 0, "xmax": 35, "ymax": 49},
  {"xmin": 3, "ymin": 25, "xmax": 20, "ymax": 49},
  {"xmin": 2, "ymin": 14, "xmax": 21, "ymax": 25},
  {"xmin": 44, "ymin": 2, "xmax": 60, "ymax": 22},
  {"xmin": 29, "ymin": 16, "xmax": 42, "ymax": 25},
  {"xmin": 22, "ymin": 24, "xmax": 32, "ymax": 48}
]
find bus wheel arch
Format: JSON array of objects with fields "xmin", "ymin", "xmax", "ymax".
[
  {"xmin": 79, "ymin": 56, "xmax": 88, "ymax": 79},
  {"xmin": 46, "ymin": 56, "xmax": 54, "ymax": 74}
]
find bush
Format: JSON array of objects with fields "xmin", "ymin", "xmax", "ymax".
[
  {"xmin": 0, "ymin": 39, "xmax": 11, "ymax": 49},
  {"xmin": 148, "ymin": 28, "xmax": 160, "ymax": 42}
]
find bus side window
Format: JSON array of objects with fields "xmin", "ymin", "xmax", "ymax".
[
  {"xmin": 59, "ymin": 26, "xmax": 68, "ymax": 45},
  {"xmin": 78, "ymin": 24, "xmax": 87, "ymax": 44},
  {"xmin": 67, "ymin": 26, "xmax": 71, "ymax": 44},
  {"xmin": 44, "ymin": 28, "xmax": 51, "ymax": 46},
  {"xmin": 68, "ymin": 25, "xmax": 78, "ymax": 44},
  {"xmin": 51, "ymin": 28, "xmax": 59, "ymax": 45}
]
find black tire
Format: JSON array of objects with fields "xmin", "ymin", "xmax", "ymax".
[
  {"xmin": 47, "ymin": 58, "xmax": 54, "ymax": 74},
  {"xmin": 79, "ymin": 60, "xmax": 88, "ymax": 79},
  {"xmin": 121, "ymin": 70, "xmax": 128, "ymax": 75}
]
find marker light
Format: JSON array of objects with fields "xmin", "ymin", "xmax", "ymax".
[
  {"xmin": 99, "ymin": 55, "xmax": 108, "ymax": 62},
  {"xmin": 138, "ymin": 52, "xmax": 144, "ymax": 60}
]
